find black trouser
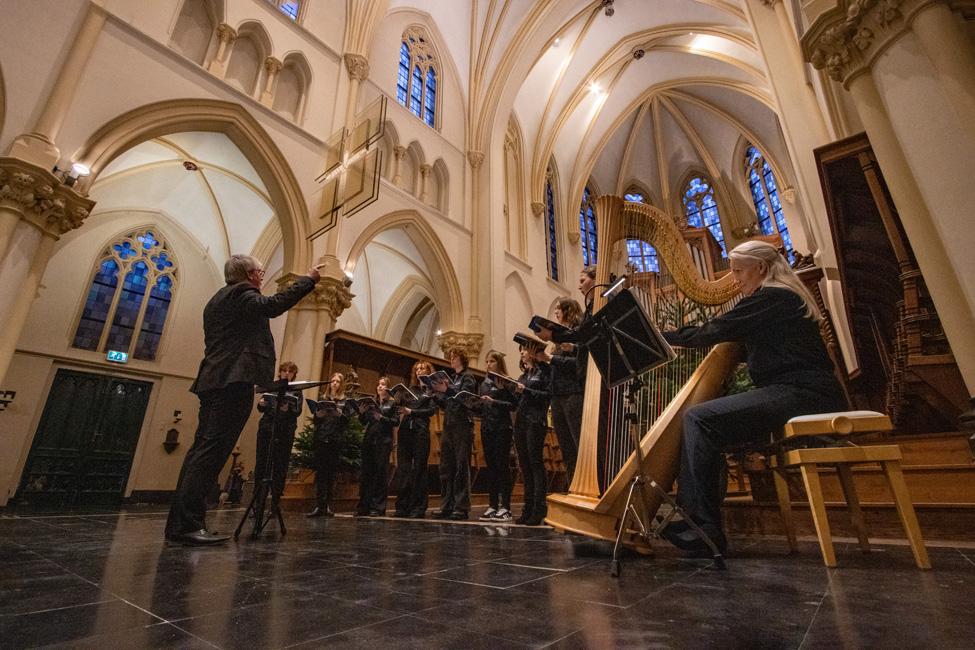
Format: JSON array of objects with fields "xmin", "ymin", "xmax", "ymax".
[
  {"xmin": 513, "ymin": 420, "xmax": 548, "ymax": 519},
  {"xmin": 166, "ymin": 382, "xmax": 254, "ymax": 538},
  {"xmin": 254, "ymin": 421, "xmax": 298, "ymax": 503},
  {"xmin": 677, "ymin": 383, "xmax": 846, "ymax": 529},
  {"xmin": 439, "ymin": 424, "xmax": 474, "ymax": 514},
  {"xmin": 393, "ymin": 427, "xmax": 430, "ymax": 515},
  {"xmin": 481, "ymin": 427, "xmax": 513, "ymax": 510},
  {"xmin": 358, "ymin": 436, "xmax": 393, "ymax": 513},
  {"xmin": 312, "ymin": 438, "xmax": 341, "ymax": 509},
  {"xmin": 550, "ymin": 392, "xmax": 583, "ymax": 487}
]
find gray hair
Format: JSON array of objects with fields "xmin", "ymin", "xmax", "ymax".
[
  {"xmin": 224, "ymin": 254, "xmax": 260, "ymax": 284},
  {"xmin": 728, "ymin": 240, "xmax": 820, "ymax": 320}
]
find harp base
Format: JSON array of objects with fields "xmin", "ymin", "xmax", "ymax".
[{"xmin": 545, "ymin": 494, "xmax": 654, "ymax": 555}]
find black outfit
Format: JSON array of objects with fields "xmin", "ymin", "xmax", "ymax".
[
  {"xmin": 165, "ymin": 276, "xmax": 315, "ymax": 540},
  {"xmin": 512, "ymin": 363, "xmax": 551, "ymax": 524},
  {"xmin": 477, "ymin": 378, "xmax": 517, "ymax": 512},
  {"xmin": 433, "ymin": 369, "xmax": 477, "ymax": 517},
  {"xmin": 311, "ymin": 399, "xmax": 354, "ymax": 513},
  {"xmin": 254, "ymin": 390, "xmax": 303, "ymax": 506},
  {"xmin": 392, "ymin": 390, "xmax": 437, "ymax": 516},
  {"xmin": 548, "ymin": 344, "xmax": 584, "ymax": 487},
  {"xmin": 663, "ymin": 286, "xmax": 846, "ymax": 538},
  {"xmin": 356, "ymin": 397, "xmax": 398, "ymax": 515}
]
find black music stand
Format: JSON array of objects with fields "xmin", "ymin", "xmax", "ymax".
[
  {"xmin": 234, "ymin": 379, "xmax": 328, "ymax": 540},
  {"xmin": 583, "ymin": 289, "xmax": 726, "ymax": 574}
]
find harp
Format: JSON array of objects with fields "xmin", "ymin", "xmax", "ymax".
[{"xmin": 545, "ymin": 195, "xmax": 741, "ymax": 551}]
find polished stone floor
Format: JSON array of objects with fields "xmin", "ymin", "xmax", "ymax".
[{"xmin": 1, "ymin": 507, "xmax": 973, "ymax": 649}]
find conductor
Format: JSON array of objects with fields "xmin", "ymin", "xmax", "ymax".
[{"xmin": 165, "ymin": 254, "xmax": 324, "ymax": 545}]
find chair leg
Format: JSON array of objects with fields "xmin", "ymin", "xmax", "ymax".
[
  {"xmin": 835, "ymin": 464, "xmax": 871, "ymax": 553},
  {"xmin": 880, "ymin": 461, "xmax": 931, "ymax": 570},
  {"xmin": 772, "ymin": 466, "xmax": 798, "ymax": 553},
  {"xmin": 799, "ymin": 463, "xmax": 836, "ymax": 567}
]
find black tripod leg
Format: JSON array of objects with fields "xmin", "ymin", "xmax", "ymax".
[
  {"xmin": 251, "ymin": 480, "xmax": 271, "ymax": 539},
  {"xmin": 275, "ymin": 497, "xmax": 287, "ymax": 536},
  {"xmin": 234, "ymin": 484, "xmax": 261, "ymax": 539}
]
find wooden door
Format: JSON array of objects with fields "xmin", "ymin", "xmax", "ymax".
[{"xmin": 16, "ymin": 369, "xmax": 153, "ymax": 507}]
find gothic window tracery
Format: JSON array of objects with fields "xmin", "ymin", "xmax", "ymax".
[
  {"xmin": 745, "ymin": 145, "xmax": 793, "ymax": 259},
  {"xmin": 682, "ymin": 175, "xmax": 726, "ymax": 256},
  {"xmin": 546, "ymin": 172, "xmax": 559, "ymax": 282},
  {"xmin": 622, "ymin": 190, "xmax": 658, "ymax": 272},
  {"xmin": 72, "ymin": 229, "xmax": 178, "ymax": 362},
  {"xmin": 397, "ymin": 29, "xmax": 439, "ymax": 128},
  {"xmin": 580, "ymin": 186, "xmax": 598, "ymax": 266}
]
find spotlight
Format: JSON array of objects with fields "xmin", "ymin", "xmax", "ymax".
[
  {"xmin": 343, "ymin": 271, "xmax": 354, "ymax": 287},
  {"xmin": 602, "ymin": 0, "xmax": 615, "ymax": 16},
  {"xmin": 65, "ymin": 163, "xmax": 90, "ymax": 187}
]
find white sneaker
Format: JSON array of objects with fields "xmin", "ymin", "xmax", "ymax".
[
  {"xmin": 479, "ymin": 508, "xmax": 498, "ymax": 521},
  {"xmin": 492, "ymin": 508, "xmax": 513, "ymax": 521}
]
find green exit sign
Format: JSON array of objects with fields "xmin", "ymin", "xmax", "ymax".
[{"xmin": 107, "ymin": 350, "xmax": 128, "ymax": 363}]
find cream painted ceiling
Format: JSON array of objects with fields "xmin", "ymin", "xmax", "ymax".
[
  {"xmin": 89, "ymin": 132, "xmax": 275, "ymax": 269},
  {"xmin": 387, "ymin": 0, "xmax": 796, "ymax": 241}
]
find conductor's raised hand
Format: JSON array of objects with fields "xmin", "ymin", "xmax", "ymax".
[{"xmin": 307, "ymin": 263, "xmax": 326, "ymax": 283}]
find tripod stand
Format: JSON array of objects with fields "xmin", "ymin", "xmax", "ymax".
[
  {"xmin": 610, "ymin": 379, "xmax": 726, "ymax": 576},
  {"xmin": 235, "ymin": 379, "xmax": 326, "ymax": 540}
]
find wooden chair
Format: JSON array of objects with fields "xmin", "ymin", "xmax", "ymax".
[{"xmin": 768, "ymin": 411, "xmax": 930, "ymax": 569}]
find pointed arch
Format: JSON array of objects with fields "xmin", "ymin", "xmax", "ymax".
[
  {"xmin": 378, "ymin": 119, "xmax": 400, "ymax": 180},
  {"xmin": 404, "ymin": 140, "xmax": 425, "ymax": 195},
  {"xmin": 374, "ymin": 273, "xmax": 438, "ymax": 343},
  {"xmin": 431, "ymin": 158, "xmax": 449, "ymax": 214},
  {"xmin": 72, "ymin": 98, "xmax": 311, "ymax": 272},
  {"xmin": 274, "ymin": 52, "xmax": 312, "ymax": 124},
  {"xmin": 227, "ymin": 21, "xmax": 273, "ymax": 96},
  {"xmin": 344, "ymin": 210, "xmax": 464, "ymax": 331}
]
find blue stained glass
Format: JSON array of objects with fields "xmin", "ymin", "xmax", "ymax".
[
  {"xmin": 397, "ymin": 43, "xmax": 410, "ymax": 107},
  {"xmin": 683, "ymin": 176, "xmax": 726, "ymax": 255},
  {"xmin": 134, "ymin": 275, "xmax": 173, "ymax": 361},
  {"xmin": 410, "ymin": 66, "xmax": 423, "ymax": 118},
  {"xmin": 546, "ymin": 180, "xmax": 559, "ymax": 281},
  {"xmin": 106, "ymin": 262, "xmax": 148, "ymax": 352},
  {"xmin": 626, "ymin": 239, "xmax": 658, "ymax": 273},
  {"xmin": 138, "ymin": 232, "xmax": 159, "ymax": 250},
  {"xmin": 424, "ymin": 68, "xmax": 436, "ymax": 127},
  {"xmin": 745, "ymin": 145, "xmax": 792, "ymax": 260},
  {"xmin": 114, "ymin": 241, "xmax": 136, "ymax": 259},
  {"xmin": 280, "ymin": 2, "xmax": 299, "ymax": 19},
  {"xmin": 579, "ymin": 187, "xmax": 598, "ymax": 266},
  {"xmin": 72, "ymin": 259, "xmax": 119, "ymax": 351},
  {"xmin": 151, "ymin": 253, "xmax": 173, "ymax": 271},
  {"xmin": 624, "ymin": 192, "xmax": 645, "ymax": 203}
]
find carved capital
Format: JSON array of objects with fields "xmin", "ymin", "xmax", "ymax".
[
  {"xmin": 802, "ymin": 0, "xmax": 932, "ymax": 86},
  {"xmin": 467, "ymin": 151, "xmax": 484, "ymax": 169},
  {"xmin": 437, "ymin": 330, "xmax": 484, "ymax": 361},
  {"xmin": 419, "ymin": 163, "xmax": 432, "ymax": 177},
  {"xmin": 780, "ymin": 187, "xmax": 797, "ymax": 204},
  {"xmin": 312, "ymin": 277, "xmax": 355, "ymax": 321},
  {"xmin": 264, "ymin": 56, "xmax": 283, "ymax": 76},
  {"xmin": 0, "ymin": 157, "xmax": 95, "ymax": 236},
  {"xmin": 216, "ymin": 23, "xmax": 238, "ymax": 44},
  {"xmin": 531, "ymin": 201, "xmax": 545, "ymax": 218},
  {"xmin": 393, "ymin": 146, "xmax": 407, "ymax": 159},
  {"xmin": 343, "ymin": 53, "xmax": 370, "ymax": 81}
]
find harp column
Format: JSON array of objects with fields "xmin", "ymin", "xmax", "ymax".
[{"xmin": 570, "ymin": 195, "xmax": 624, "ymax": 498}]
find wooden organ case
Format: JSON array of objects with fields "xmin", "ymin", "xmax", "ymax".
[{"xmin": 545, "ymin": 195, "xmax": 742, "ymax": 551}]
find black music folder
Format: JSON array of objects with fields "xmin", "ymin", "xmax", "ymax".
[
  {"xmin": 389, "ymin": 383, "xmax": 418, "ymax": 406},
  {"xmin": 418, "ymin": 371, "xmax": 450, "ymax": 388},
  {"xmin": 528, "ymin": 315, "xmax": 570, "ymax": 337},
  {"xmin": 513, "ymin": 331, "xmax": 546, "ymax": 349}
]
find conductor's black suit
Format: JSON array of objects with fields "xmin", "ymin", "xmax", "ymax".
[{"xmin": 165, "ymin": 276, "xmax": 315, "ymax": 540}]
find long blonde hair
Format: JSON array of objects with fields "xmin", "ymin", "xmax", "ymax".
[
  {"xmin": 728, "ymin": 240, "xmax": 820, "ymax": 320},
  {"xmin": 327, "ymin": 372, "xmax": 346, "ymax": 399}
]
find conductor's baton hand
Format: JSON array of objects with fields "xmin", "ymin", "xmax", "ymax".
[{"xmin": 307, "ymin": 264, "xmax": 326, "ymax": 283}]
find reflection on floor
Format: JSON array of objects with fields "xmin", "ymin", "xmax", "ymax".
[{"xmin": 1, "ymin": 506, "xmax": 973, "ymax": 649}]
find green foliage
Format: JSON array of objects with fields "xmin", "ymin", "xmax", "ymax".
[
  {"xmin": 724, "ymin": 363, "xmax": 755, "ymax": 396},
  {"xmin": 652, "ymin": 287, "xmax": 720, "ymax": 332},
  {"xmin": 292, "ymin": 415, "xmax": 364, "ymax": 472}
]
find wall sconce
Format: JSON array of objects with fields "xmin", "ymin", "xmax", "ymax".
[
  {"xmin": 163, "ymin": 428, "xmax": 180, "ymax": 453},
  {"xmin": 65, "ymin": 163, "xmax": 90, "ymax": 187},
  {"xmin": 343, "ymin": 271, "xmax": 353, "ymax": 288}
]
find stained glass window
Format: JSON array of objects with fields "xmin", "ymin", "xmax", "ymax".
[
  {"xmin": 396, "ymin": 30, "xmax": 439, "ymax": 128},
  {"xmin": 624, "ymin": 191, "xmax": 645, "ymax": 203},
  {"xmin": 546, "ymin": 177, "xmax": 559, "ymax": 282},
  {"xmin": 71, "ymin": 229, "xmax": 178, "ymax": 362},
  {"xmin": 268, "ymin": 0, "xmax": 300, "ymax": 20},
  {"xmin": 745, "ymin": 145, "xmax": 794, "ymax": 260},
  {"xmin": 579, "ymin": 186, "xmax": 598, "ymax": 266},
  {"xmin": 683, "ymin": 176, "xmax": 726, "ymax": 256},
  {"xmin": 627, "ymin": 240, "xmax": 659, "ymax": 273}
]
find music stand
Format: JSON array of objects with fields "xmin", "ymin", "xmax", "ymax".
[
  {"xmin": 234, "ymin": 379, "xmax": 329, "ymax": 540},
  {"xmin": 582, "ymin": 288, "xmax": 727, "ymax": 574}
]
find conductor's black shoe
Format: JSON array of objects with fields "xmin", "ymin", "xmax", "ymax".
[
  {"xmin": 449, "ymin": 511, "xmax": 468, "ymax": 520},
  {"xmin": 524, "ymin": 515, "xmax": 547, "ymax": 526},
  {"xmin": 306, "ymin": 508, "xmax": 326, "ymax": 518},
  {"xmin": 515, "ymin": 512, "xmax": 532, "ymax": 525},
  {"xmin": 661, "ymin": 524, "xmax": 727, "ymax": 554},
  {"xmin": 172, "ymin": 529, "xmax": 230, "ymax": 546},
  {"xmin": 430, "ymin": 510, "xmax": 451, "ymax": 519}
]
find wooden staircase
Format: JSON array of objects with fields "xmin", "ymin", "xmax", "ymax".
[{"xmin": 724, "ymin": 433, "xmax": 975, "ymax": 542}]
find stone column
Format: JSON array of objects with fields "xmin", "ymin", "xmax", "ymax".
[
  {"xmin": 391, "ymin": 146, "xmax": 407, "ymax": 187},
  {"xmin": 0, "ymin": 158, "xmax": 94, "ymax": 383},
  {"xmin": 436, "ymin": 331, "xmax": 484, "ymax": 362},
  {"xmin": 911, "ymin": 2, "xmax": 975, "ymax": 135},
  {"xmin": 466, "ymin": 151, "xmax": 485, "ymax": 347},
  {"xmin": 803, "ymin": 0, "xmax": 975, "ymax": 395},
  {"xmin": 7, "ymin": 4, "xmax": 107, "ymax": 169},
  {"xmin": 207, "ymin": 23, "xmax": 238, "ymax": 78},
  {"xmin": 259, "ymin": 57, "xmax": 283, "ymax": 107},
  {"xmin": 419, "ymin": 164, "xmax": 432, "ymax": 203}
]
